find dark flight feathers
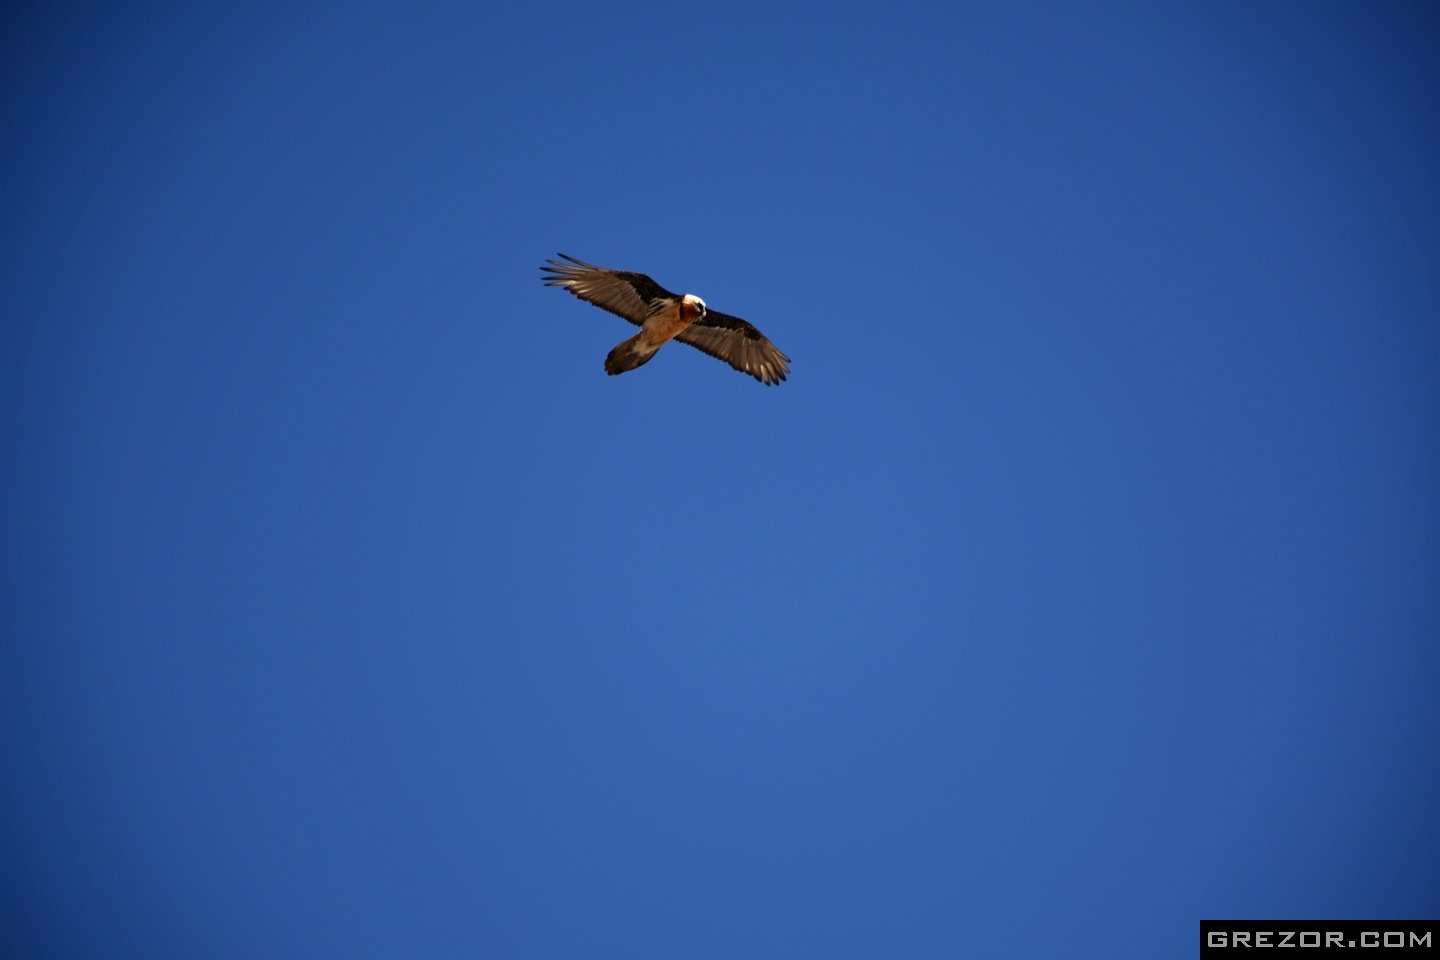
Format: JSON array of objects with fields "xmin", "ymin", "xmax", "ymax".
[{"xmin": 541, "ymin": 254, "xmax": 675, "ymax": 325}]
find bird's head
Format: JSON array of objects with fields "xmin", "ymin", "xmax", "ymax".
[{"xmin": 682, "ymin": 293, "xmax": 707, "ymax": 317}]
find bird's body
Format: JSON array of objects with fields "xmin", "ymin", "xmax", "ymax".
[
  {"xmin": 605, "ymin": 292, "xmax": 709, "ymax": 376},
  {"xmin": 541, "ymin": 254, "xmax": 790, "ymax": 385}
]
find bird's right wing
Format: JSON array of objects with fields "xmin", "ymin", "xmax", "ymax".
[{"xmin": 541, "ymin": 254, "xmax": 677, "ymax": 327}]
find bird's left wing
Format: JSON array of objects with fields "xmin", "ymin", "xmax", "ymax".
[
  {"xmin": 675, "ymin": 310, "xmax": 791, "ymax": 385},
  {"xmin": 541, "ymin": 254, "xmax": 677, "ymax": 327}
]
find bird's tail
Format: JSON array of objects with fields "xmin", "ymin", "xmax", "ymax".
[{"xmin": 604, "ymin": 334, "xmax": 659, "ymax": 376}]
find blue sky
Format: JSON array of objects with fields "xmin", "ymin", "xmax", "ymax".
[{"xmin": 5, "ymin": 2, "xmax": 1438, "ymax": 957}]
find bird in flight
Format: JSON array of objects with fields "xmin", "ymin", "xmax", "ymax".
[{"xmin": 540, "ymin": 254, "xmax": 790, "ymax": 385}]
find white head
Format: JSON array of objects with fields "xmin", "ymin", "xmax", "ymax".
[{"xmin": 682, "ymin": 293, "xmax": 707, "ymax": 316}]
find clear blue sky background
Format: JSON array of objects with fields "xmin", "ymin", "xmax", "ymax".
[{"xmin": 5, "ymin": 2, "xmax": 1438, "ymax": 957}]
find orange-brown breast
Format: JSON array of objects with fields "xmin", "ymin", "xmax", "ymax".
[{"xmin": 639, "ymin": 299, "xmax": 702, "ymax": 347}]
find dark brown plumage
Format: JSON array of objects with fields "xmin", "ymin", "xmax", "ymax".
[{"xmin": 541, "ymin": 254, "xmax": 790, "ymax": 385}]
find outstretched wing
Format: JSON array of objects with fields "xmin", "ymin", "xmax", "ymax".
[
  {"xmin": 676, "ymin": 310, "xmax": 791, "ymax": 386},
  {"xmin": 540, "ymin": 253, "xmax": 677, "ymax": 326}
]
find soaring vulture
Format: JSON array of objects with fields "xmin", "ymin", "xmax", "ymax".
[{"xmin": 541, "ymin": 254, "xmax": 790, "ymax": 385}]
